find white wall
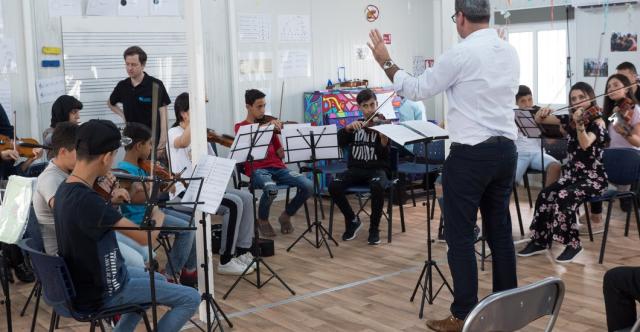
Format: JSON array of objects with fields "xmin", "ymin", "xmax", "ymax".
[{"xmin": 7, "ymin": 0, "xmax": 436, "ymax": 139}]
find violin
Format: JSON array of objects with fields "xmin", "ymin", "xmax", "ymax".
[
  {"xmin": 609, "ymin": 98, "xmax": 636, "ymax": 136},
  {"xmin": 571, "ymin": 105, "xmax": 602, "ymax": 128},
  {"xmin": 138, "ymin": 159, "xmax": 187, "ymax": 189},
  {"xmin": 358, "ymin": 113, "xmax": 392, "ymax": 129},
  {"xmin": 256, "ymin": 114, "xmax": 298, "ymax": 133},
  {"xmin": 94, "ymin": 172, "xmax": 127, "ymax": 201},
  {"xmin": 0, "ymin": 134, "xmax": 43, "ymax": 158},
  {"xmin": 207, "ymin": 129, "xmax": 235, "ymax": 148}
]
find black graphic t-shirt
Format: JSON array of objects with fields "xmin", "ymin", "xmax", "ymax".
[
  {"xmin": 109, "ymin": 72, "xmax": 171, "ymax": 139},
  {"xmin": 338, "ymin": 126, "xmax": 390, "ymax": 170},
  {"xmin": 54, "ymin": 182, "xmax": 127, "ymax": 311}
]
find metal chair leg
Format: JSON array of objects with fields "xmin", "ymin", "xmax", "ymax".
[{"xmin": 598, "ymin": 200, "xmax": 615, "ymax": 264}]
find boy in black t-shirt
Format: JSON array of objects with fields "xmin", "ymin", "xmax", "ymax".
[
  {"xmin": 54, "ymin": 119, "xmax": 199, "ymax": 331},
  {"xmin": 329, "ymin": 89, "xmax": 390, "ymax": 245}
]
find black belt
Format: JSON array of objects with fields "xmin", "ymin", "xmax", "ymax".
[{"xmin": 451, "ymin": 136, "xmax": 511, "ymax": 147}]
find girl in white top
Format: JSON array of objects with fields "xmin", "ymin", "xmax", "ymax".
[
  {"xmin": 169, "ymin": 92, "xmax": 256, "ymax": 276},
  {"xmin": 588, "ymin": 74, "xmax": 640, "ymax": 223}
]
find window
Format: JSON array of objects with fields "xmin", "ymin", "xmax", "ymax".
[{"xmin": 509, "ymin": 26, "xmax": 571, "ymax": 106}]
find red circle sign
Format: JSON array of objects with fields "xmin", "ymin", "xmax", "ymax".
[{"xmin": 366, "ymin": 5, "xmax": 379, "ymax": 22}]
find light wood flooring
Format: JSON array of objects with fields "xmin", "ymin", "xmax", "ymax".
[{"xmin": 3, "ymin": 186, "xmax": 639, "ymax": 331}]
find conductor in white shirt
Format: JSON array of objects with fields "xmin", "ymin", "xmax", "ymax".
[{"xmin": 368, "ymin": 1, "xmax": 519, "ymax": 330}]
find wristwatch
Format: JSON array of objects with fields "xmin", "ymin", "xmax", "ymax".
[{"xmin": 382, "ymin": 59, "xmax": 395, "ymax": 70}]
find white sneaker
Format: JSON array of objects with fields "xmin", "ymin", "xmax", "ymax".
[
  {"xmin": 236, "ymin": 252, "xmax": 256, "ymax": 270},
  {"xmin": 217, "ymin": 258, "xmax": 254, "ymax": 275}
]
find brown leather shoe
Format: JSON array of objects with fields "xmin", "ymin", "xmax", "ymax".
[
  {"xmin": 257, "ymin": 219, "xmax": 276, "ymax": 237},
  {"xmin": 426, "ymin": 315, "xmax": 464, "ymax": 332}
]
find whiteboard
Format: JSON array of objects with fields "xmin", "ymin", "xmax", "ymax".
[{"xmin": 61, "ymin": 17, "xmax": 187, "ymax": 124}]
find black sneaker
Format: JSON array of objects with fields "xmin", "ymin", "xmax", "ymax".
[
  {"xmin": 367, "ymin": 230, "xmax": 381, "ymax": 245},
  {"xmin": 517, "ymin": 241, "xmax": 548, "ymax": 257},
  {"xmin": 14, "ymin": 262, "xmax": 35, "ymax": 283},
  {"xmin": 342, "ymin": 218, "xmax": 362, "ymax": 241},
  {"xmin": 555, "ymin": 245, "xmax": 583, "ymax": 263}
]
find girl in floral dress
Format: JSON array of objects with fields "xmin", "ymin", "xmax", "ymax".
[{"xmin": 518, "ymin": 82, "xmax": 609, "ymax": 263}]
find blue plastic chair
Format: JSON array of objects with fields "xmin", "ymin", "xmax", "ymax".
[
  {"xmin": 581, "ymin": 148, "xmax": 640, "ymax": 264},
  {"xmin": 18, "ymin": 238, "xmax": 152, "ymax": 332},
  {"xmin": 397, "ymin": 140, "xmax": 444, "ymax": 220},
  {"xmin": 328, "ymin": 147, "xmax": 405, "ymax": 243}
]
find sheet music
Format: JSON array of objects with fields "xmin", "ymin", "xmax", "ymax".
[
  {"xmin": 238, "ymin": 14, "xmax": 271, "ymax": 42},
  {"xmin": 278, "ymin": 15, "xmax": 311, "ymax": 42},
  {"xmin": 86, "ymin": 0, "xmax": 118, "ymax": 16},
  {"xmin": 375, "ymin": 92, "xmax": 397, "ymax": 119},
  {"xmin": 401, "ymin": 120, "xmax": 449, "ymax": 138},
  {"xmin": 281, "ymin": 124, "xmax": 339, "ymax": 163},
  {"xmin": 181, "ymin": 155, "xmax": 235, "ymax": 215},
  {"xmin": 369, "ymin": 124, "xmax": 426, "ymax": 146},
  {"xmin": 229, "ymin": 123, "xmax": 274, "ymax": 163},
  {"xmin": 36, "ymin": 76, "xmax": 66, "ymax": 104},
  {"xmin": 0, "ymin": 176, "xmax": 36, "ymax": 244}
]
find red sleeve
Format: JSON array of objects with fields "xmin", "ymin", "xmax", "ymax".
[{"xmin": 273, "ymin": 135, "xmax": 282, "ymax": 150}]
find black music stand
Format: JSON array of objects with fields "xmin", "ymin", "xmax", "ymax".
[
  {"xmin": 0, "ymin": 248, "xmax": 11, "ymax": 332},
  {"xmin": 223, "ymin": 123, "xmax": 295, "ymax": 299},
  {"xmin": 107, "ymin": 174, "xmax": 227, "ymax": 332},
  {"xmin": 367, "ymin": 120, "xmax": 453, "ymax": 318},
  {"xmin": 283, "ymin": 125, "xmax": 340, "ymax": 258}
]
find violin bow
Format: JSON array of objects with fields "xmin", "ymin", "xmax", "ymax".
[
  {"xmin": 12, "ymin": 111, "xmax": 16, "ymax": 152},
  {"xmin": 362, "ymin": 91, "xmax": 397, "ymax": 126},
  {"xmin": 278, "ymin": 80, "xmax": 285, "ymax": 120},
  {"xmin": 551, "ymin": 81, "xmax": 639, "ymax": 115}
]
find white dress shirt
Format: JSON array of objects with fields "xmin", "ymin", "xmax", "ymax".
[{"xmin": 393, "ymin": 28, "xmax": 520, "ymax": 145}]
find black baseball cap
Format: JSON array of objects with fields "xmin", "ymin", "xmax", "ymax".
[{"xmin": 76, "ymin": 119, "xmax": 130, "ymax": 155}]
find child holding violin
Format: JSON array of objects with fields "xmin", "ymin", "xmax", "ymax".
[
  {"xmin": 169, "ymin": 92, "xmax": 256, "ymax": 276},
  {"xmin": 117, "ymin": 122, "xmax": 198, "ymax": 286},
  {"xmin": 328, "ymin": 89, "xmax": 390, "ymax": 245},
  {"xmin": 33, "ymin": 121, "xmax": 152, "ymax": 270},
  {"xmin": 53, "ymin": 119, "xmax": 199, "ymax": 331},
  {"xmin": 586, "ymin": 74, "xmax": 640, "ymax": 222},
  {"xmin": 234, "ymin": 89, "xmax": 313, "ymax": 237},
  {"xmin": 518, "ymin": 82, "xmax": 609, "ymax": 263},
  {"xmin": 42, "ymin": 95, "xmax": 82, "ymax": 160}
]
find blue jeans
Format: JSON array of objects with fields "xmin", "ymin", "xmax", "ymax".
[
  {"xmin": 160, "ymin": 209, "xmax": 197, "ymax": 276},
  {"xmin": 442, "ymin": 138, "xmax": 518, "ymax": 319},
  {"xmin": 514, "ymin": 149, "xmax": 558, "ymax": 185},
  {"xmin": 103, "ymin": 267, "xmax": 200, "ymax": 332},
  {"xmin": 251, "ymin": 167, "xmax": 313, "ymax": 220}
]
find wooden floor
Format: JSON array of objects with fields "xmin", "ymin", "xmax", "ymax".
[{"xmin": 3, "ymin": 186, "xmax": 639, "ymax": 331}]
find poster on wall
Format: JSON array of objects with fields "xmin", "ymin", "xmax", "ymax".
[
  {"xmin": 238, "ymin": 52, "xmax": 273, "ymax": 81},
  {"xmin": 584, "ymin": 58, "xmax": 609, "ymax": 77},
  {"xmin": 278, "ymin": 49, "xmax": 310, "ymax": 78},
  {"xmin": 278, "ymin": 15, "xmax": 311, "ymax": 43},
  {"xmin": 0, "ymin": 38, "xmax": 17, "ymax": 74},
  {"xmin": 611, "ymin": 32, "xmax": 638, "ymax": 52},
  {"xmin": 48, "ymin": 0, "xmax": 82, "ymax": 17},
  {"xmin": 238, "ymin": 14, "xmax": 271, "ymax": 43},
  {"xmin": 354, "ymin": 45, "xmax": 372, "ymax": 60}
]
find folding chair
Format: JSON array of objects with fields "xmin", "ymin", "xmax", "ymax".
[
  {"xmin": 18, "ymin": 238, "xmax": 152, "ymax": 332},
  {"xmin": 463, "ymin": 277, "xmax": 565, "ymax": 332},
  {"xmin": 328, "ymin": 147, "xmax": 405, "ymax": 243},
  {"xmin": 581, "ymin": 148, "xmax": 640, "ymax": 264}
]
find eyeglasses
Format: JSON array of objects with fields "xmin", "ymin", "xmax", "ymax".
[{"xmin": 451, "ymin": 12, "xmax": 459, "ymax": 23}]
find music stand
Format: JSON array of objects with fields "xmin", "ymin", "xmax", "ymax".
[
  {"xmin": 368, "ymin": 121, "xmax": 454, "ymax": 318},
  {"xmin": 223, "ymin": 123, "xmax": 296, "ymax": 299},
  {"xmin": 107, "ymin": 174, "xmax": 227, "ymax": 332},
  {"xmin": 0, "ymin": 176, "xmax": 36, "ymax": 332},
  {"xmin": 282, "ymin": 124, "xmax": 340, "ymax": 258}
]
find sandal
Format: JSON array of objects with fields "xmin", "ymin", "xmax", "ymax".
[
  {"xmin": 257, "ymin": 219, "xmax": 276, "ymax": 237},
  {"xmin": 278, "ymin": 213, "xmax": 294, "ymax": 234}
]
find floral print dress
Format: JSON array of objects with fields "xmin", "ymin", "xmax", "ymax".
[{"xmin": 529, "ymin": 118, "xmax": 609, "ymax": 249}]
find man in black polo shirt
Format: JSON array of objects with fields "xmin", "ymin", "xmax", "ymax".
[{"xmin": 108, "ymin": 46, "xmax": 171, "ymax": 156}]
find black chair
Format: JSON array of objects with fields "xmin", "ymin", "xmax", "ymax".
[
  {"xmin": 18, "ymin": 238, "xmax": 152, "ymax": 332},
  {"xmin": 328, "ymin": 147, "xmax": 405, "ymax": 243},
  {"xmin": 397, "ymin": 140, "xmax": 444, "ymax": 219},
  {"xmin": 581, "ymin": 148, "xmax": 640, "ymax": 264}
]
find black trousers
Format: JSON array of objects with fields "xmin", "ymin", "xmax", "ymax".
[
  {"xmin": 604, "ymin": 266, "xmax": 640, "ymax": 331},
  {"xmin": 328, "ymin": 168, "xmax": 389, "ymax": 230},
  {"xmin": 442, "ymin": 138, "xmax": 518, "ymax": 319}
]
